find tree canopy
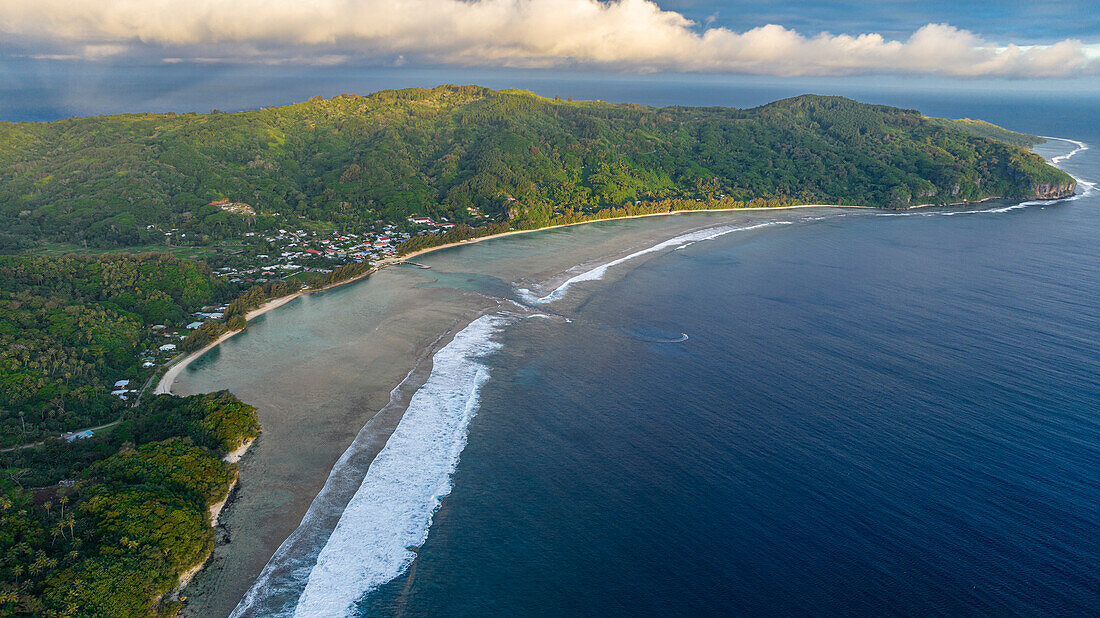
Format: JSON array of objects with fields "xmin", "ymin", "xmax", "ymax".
[{"xmin": 0, "ymin": 87, "xmax": 1073, "ymax": 249}]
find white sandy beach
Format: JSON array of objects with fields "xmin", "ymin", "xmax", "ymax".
[{"xmin": 154, "ymin": 294, "xmax": 303, "ymax": 395}]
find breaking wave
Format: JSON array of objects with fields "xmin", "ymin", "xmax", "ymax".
[
  {"xmin": 1042, "ymin": 136, "xmax": 1088, "ymax": 164},
  {"xmin": 517, "ymin": 221, "xmax": 792, "ymax": 304},
  {"xmin": 230, "ymin": 327, "xmax": 460, "ymax": 617},
  {"xmin": 231, "ymin": 314, "xmax": 507, "ymax": 617},
  {"xmin": 291, "ymin": 314, "xmax": 506, "ymax": 616}
]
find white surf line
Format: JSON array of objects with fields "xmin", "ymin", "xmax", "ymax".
[
  {"xmin": 290, "ymin": 313, "xmax": 508, "ymax": 617},
  {"xmin": 1039, "ymin": 136, "xmax": 1089, "ymax": 164},
  {"xmin": 518, "ymin": 221, "xmax": 793, "ymax": 305},
  {"xmin": 230, "ymin": 325, "xmax": 458, "ymax": 618}
]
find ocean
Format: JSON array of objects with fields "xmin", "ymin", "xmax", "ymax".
[{"xmin": 180, "ymin": 93, "xmax": 1099, "ymax": 616}]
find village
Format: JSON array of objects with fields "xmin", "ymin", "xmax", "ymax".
[
  {"xmin": 98, "ymin": 205, "xmax": 464, "ymax": 413},
  {"xmin": 209, "ymin": 215, "xmax": 454, "ymax": 283},
  {"xmin": 179, "ymin": 201, "xmax": 462, "ymax": 286}
]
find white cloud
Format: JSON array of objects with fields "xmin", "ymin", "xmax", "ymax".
[{"xmin": 0, "ymin": 0, "xmax": 1095, "ymax": 78}]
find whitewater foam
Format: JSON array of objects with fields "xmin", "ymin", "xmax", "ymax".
[
  {"xmin": 278, "ymin": 314, "xmax": 507, "ymax": 616},
  {"xmin": 518, "ymin": 221, "xmax": 792, "ymax": 304},
  {"xmin": 230, "ymin": 326, "xmax": 463, "ymax": 617},
  {"xmin": 1041, "ymin": 136, "xmax": 1089, "ymax": 164}
]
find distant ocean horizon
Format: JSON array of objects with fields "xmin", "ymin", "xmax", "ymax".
[
  {"xmin": 204, "ymin": 91, "xmax": 1100, "ymax": 616},
  {"xmin": 5, "ymin": 62, "xmax": 1098, "ymax": 136}
]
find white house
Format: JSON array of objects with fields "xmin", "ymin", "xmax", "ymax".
[
  {"xmin": 159, "ymin": 343, "xmax": 177, "ymax": 352},
  {"xmin": 114, "ymin": 379, "xmax": 130, "ymax": 388}
]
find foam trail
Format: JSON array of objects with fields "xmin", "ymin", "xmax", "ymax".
[
  {"xmin": 1040, "ymin": 136, "xmax": 1089, "ymax": 164},
  {"xmin": 519, "ymin": 221, "xmax": 791, "ymax": 304},
  {"xmin": 289, "ymin": 314, "xmax": 506, "ymax": 616},
  {"xmin": 230, "ymin": 328, "xmax": 456, "ymax": 618}
]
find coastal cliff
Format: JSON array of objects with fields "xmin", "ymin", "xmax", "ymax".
[{"xmin": 1032, "ymin": 181, "xmax": 1077, "ymax": 199}]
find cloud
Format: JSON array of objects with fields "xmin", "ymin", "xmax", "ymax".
[{"xmin": 0, "ymin": 0, "xmax": 1095, "ymax": 78}]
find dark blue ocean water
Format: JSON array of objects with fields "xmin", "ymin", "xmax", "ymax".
[{"xmin": 354, "ymin": 100, "xmax": 1099, "ymax": 616}]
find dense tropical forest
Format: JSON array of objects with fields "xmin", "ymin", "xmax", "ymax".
[
  {"xmin": 0, "ymin": 86, "xmax": 1073, "ymax": 250},
  {"xmin": 0, "ymin": 391, "xmax": 259, "ymax": 616},
  {"xmin": 0, "ymin": 254, "xmax": 228, "ymax": 445},
  {"xmin": 0, "ymin": 251, "xmax": 373, "ymax": 447}
]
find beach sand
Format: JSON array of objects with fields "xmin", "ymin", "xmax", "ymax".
[{"xmin": 173, "ymin": 207, "xmax": 847, "ymax": 616}]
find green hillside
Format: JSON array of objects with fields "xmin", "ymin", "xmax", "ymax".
[
  {"xmin": 0, "ymin": 86, "xmax": 1074, "ymax": 250},
  {"xmin": 931, "ymin": 117, "xmax": 1045, "ymax": 149}
]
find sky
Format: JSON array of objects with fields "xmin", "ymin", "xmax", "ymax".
[{"xmin": 1, "ymin": 0, "xmax": 1097, "ymax": 120}]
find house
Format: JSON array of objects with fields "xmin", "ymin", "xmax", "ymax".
[
  {"xmin": 208, "ymin": 199, "xmax": 231, "ymax": 206},
  {"xmin": 408, "ymin": 216, "xmax": 434, "ymax": 225},
  {"xmin": 159, "ymin": 343, "xmax": 177, "ymax": 352},
  {"xmin": 114, "ymin": 379, "xmax": 130, "ymax": 388},
  {"xmin": 142, "ymin": 361, "xmax": 155, "ymax": 368},
  {"xmin": 186, "ymin": 321, "xmax": 204, "ymax": 329},
  {"xmin": 110, "ymin": 389, "xmax": 129, "ymax": 398},
  {"xmin": 63, "ymin": 430, "xmax": 95, "ymax": 442},
  {"xmin": 439, "ymin": 222, "xmax": 455, "ymax": 229}
]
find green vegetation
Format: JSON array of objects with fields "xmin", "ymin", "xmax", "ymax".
[
  {"xmin": 0, "ymin": 392, "xmax": 259, "ymax": 617},
  {"xmin": 0, "ymin": 249, "xmax": 369, "ymax": 445},
  {"xmin": 931, "ymin": 117, "xmax": 1045, "ymax": 149},
  {"xmin": 0, "ymin": 254, "xmax": 229, "ymax": 446},
  {"xmin": 0, "ymin": 87, "xmax": 1074, "ymax": 251}
]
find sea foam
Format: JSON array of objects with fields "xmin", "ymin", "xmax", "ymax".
[
  {"xmin": 518, "ymin": 221, "xmax": 792, "ymax": 304},
  {"xmin": 1041, "ymin": 136, "xmax": 1089, "ymax": 164},
  {"xmin": 284, "ymin": 313, "xmax": 507, "ymax": 616}
]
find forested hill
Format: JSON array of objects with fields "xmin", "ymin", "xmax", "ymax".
[{"xmin": 0, "ymin": 86, "xmax": 1075, "ymax": 249}]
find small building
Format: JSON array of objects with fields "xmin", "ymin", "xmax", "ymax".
[
  {"xmin": 186, "ymin": 321, "xmax": 204, "ymax": 329},
  {"xmin": 114, "ymin": 379, "xmax": 130, "ymax": 388},
  {"xmin": 63, "ymin": 430, "xmax": 94, "ymax": 442},
  {"xmin": 159, "ymin": 343, "xmax": 177, "ymax": 352}
]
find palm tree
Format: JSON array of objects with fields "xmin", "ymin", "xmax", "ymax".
[{"xmin": 62, "ymin": 515, "xmax": 75, "ymax": 541}]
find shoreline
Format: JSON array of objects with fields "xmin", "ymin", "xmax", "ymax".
[
  {"xmin": 387, "ymin": 203, "xmax": 875, "ymax": 264},
  {"xmin": 153, "ymin": 293, "xmax": 301, "ymax": 395},
  {"xmin": 152, "ymin": 265, "xmax": 386, "ymax": 396},
  {"xmin": 154, "ymin": 204, "xmax": 857, "ymax": 396},
  {"xmin": 155, "ymin": 195, "xmax": 1054, "ymax": 397},
  {"xmin": 173, "ymin": 437, "xmax": 256, "ymax": 598}
]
